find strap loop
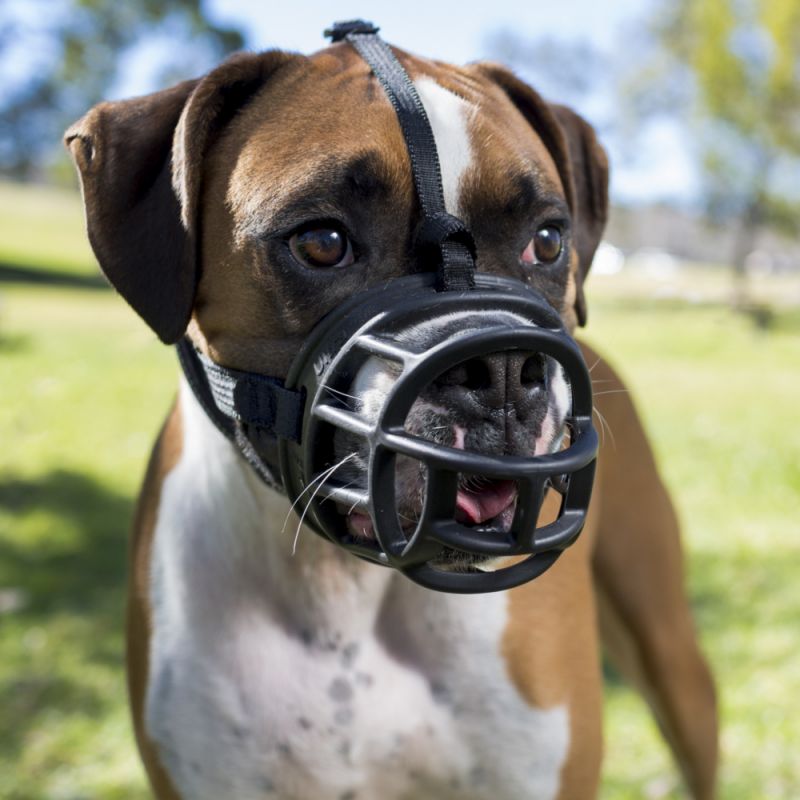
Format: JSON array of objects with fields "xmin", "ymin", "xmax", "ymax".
[
  {"xmin": 414, "ymin": 211, "xmax": 477, "ymax": 259},
  {"xmin": 198, "ymin": 348, "xmax": 304, "ymax": 442},
  {"xmin": 415, "ymin": 212, "xmax": 476, "ymax": 291}
]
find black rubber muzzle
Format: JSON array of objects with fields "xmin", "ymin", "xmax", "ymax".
[{"xmin": 279, "ymin": 273, "xmax": 598, "ymax": 593}]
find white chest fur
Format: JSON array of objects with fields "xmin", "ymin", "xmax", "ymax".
[{"xmin": 144, "ymin": 385, "xmax": 570, "ymax": 799}]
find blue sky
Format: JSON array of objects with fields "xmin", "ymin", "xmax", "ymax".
[
  {"xmin": 205, "ymin": 0, "xmax": 639, "ymax": 64},
  {"xmin": 200, "ymin": 0, "xmax": 696, "ymax": 205},
  {"xmin": 1, "ymin": 0, "xmax": 695, "ymax": 204}
]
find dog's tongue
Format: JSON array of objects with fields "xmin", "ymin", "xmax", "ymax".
[{"xmin": 455, "ymin": 480, "xmax": 517, "ymax": 525}]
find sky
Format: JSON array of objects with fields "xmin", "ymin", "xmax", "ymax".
[
  {"xmin": 198, "ymin": 0, "xmax": 696, "ymax": 206},
  {"xmin": 205, "ymin": 0, "xmax": 638, "ymax": 64}
]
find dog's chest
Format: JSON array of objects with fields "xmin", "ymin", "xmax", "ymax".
[{"xmin": 143, "ymin": 389, "xmax": 570, "ymax": 800}]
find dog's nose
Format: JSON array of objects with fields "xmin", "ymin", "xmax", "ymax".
[{"xmin": 435, "ymin": 352, "xmax": 547, "ymax": 409}]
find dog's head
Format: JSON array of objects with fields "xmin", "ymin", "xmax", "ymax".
[{"xmin": 66, "ymin": 42, "xmax": 608, "ymax": 568}]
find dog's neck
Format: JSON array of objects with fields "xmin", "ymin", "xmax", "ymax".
[{"xmin": 171, "ymin": 380, "xmax": 396, "ymax": 637}]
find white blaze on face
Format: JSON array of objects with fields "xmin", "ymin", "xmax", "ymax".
[
  {"xmin": 536, "ymin": 362, "xmax": 571, "ymax": 456},
  {"xmin": 413, "ymin": 77, "xmax": 475, "ymax": 215},
  {"xmin": 351, "ymin": 356, "xmax": 398, "ymax": 422}
]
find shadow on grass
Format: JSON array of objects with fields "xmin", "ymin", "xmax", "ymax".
[
  {"xmin": 0, "ymin": 469, "xmax": 132, "ymax": 615},
  {"xmin": 0, "ymin": 261, "xmax": 107, "ymax": 289},
  {"xmin": 0, "ymin": 469, "xmax": 134, "ymax": 766},
  {"xmin": 0, "ymin": 332, "xmax": 31, "ymax": 353}
]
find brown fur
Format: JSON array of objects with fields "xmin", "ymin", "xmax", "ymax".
[
  {"xmin": 127, "ymin": 404, "xmax": 184, "ymax": 799},
  {"xmin": 504, "ymin": 492, "xmax": 603, "ymax": 799}
]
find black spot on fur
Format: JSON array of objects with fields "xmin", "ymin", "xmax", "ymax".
[
  {"xmin": 341, "ymin": 642, "xmax": 360, "ymax": 668},
  {"xmin": 328, "ymin": 677, "xmax": 354, "ymax": 703}
]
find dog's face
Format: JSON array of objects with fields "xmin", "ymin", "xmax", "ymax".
[{"xmin": 66, "ymin": 43, "xmax": 607, "ymax": 559}]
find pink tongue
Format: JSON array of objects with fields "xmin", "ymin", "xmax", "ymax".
[{"xmin": 456, "ymin": 480, "xmax": 517, "ymax": 525}]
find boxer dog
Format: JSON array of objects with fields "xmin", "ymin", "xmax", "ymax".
[{"xmin": 65, "ymin": 31, "xmax": 718, "ymax": 800}]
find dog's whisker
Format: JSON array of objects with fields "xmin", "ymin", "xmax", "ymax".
[
  {"xmin": 282, "ymin": 453, "xmax": 357, "ymax": 535},
  {"xmin": 324, "ymin": 386, "xmax": 360, "ymax": 402},
  {"xmin": 592, "ymin": 407, "xmax": 617, "ymax": 451},
  {"xmin": 592, "ymin": 389, "xmax": 630, "ymax": 397},
  {"xmin": 587, "ymin": 357, "xmax": 603, "ymax": 374},
  {"xmin": 291, "ymin": 455, "xmax": 357, "ymax": 554},
  {"xmin": 346, "ymin": 495, "xmax": 364, "ymax": 516},
  {"xmin": 592, "ymin": 407, "xmax": 607, "ymax": 446}
]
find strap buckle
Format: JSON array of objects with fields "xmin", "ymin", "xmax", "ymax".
[{"xmin": 324, "ymin": 20, "xmax": 379, "ymax": 43}]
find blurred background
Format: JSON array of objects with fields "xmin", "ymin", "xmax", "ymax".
[{"xmin": 1, "ymin": 1, "xmax": 798, "ymax": 797}]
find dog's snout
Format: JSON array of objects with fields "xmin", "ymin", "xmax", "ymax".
[{"xmin": 435, "ymin": 352, "xmax": 547, "ymax": 409}]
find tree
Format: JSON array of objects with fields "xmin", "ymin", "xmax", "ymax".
[
  {"xmin": 633, "ymin": 0, "xmax": 800, "ymax": 287},
  {"xmin": 0, "ymin": 0, "xmax": 244, "ymax": 180}
]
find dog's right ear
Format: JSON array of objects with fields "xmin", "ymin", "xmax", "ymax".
[{"xmin": 65, "ymin": 52, "xmax": 295, "ymax": 344}]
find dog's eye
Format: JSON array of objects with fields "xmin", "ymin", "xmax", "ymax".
[
  {"xmin": 289, "ymin": 226, "xmax": 354, "ymax": 269},
  {"xmin": 521, "ymin": 225, "xmax": 562, "ymax": 266}
]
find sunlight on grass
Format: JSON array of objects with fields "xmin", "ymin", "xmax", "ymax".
[{"xmin": 0, "ymin": 181, "xmax": 97, "ymax": 276}]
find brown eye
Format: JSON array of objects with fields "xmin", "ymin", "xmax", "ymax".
[
  {"xmin": 289, "ymin": 226, "xmax": 354, "ymax": 268},
  {"xmin": 521, "ymin": 225, "xmax": 563, "ymax": 265}
]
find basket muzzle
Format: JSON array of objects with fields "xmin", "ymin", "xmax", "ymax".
[{"xmin": 278, "ymin": 273, "xmax": 598, "ymax": 593}]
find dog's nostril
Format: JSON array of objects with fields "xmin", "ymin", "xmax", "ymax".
[
  {"xmin": 438, "ymin": 359, "xmax": 491, "ymax": 391},
  {"xmin": 520, "ymin": 354, "xmax": 546, "ymax": 388}
]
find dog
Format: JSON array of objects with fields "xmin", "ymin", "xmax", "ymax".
[{"xmin": 66, "ymin": 30, "xmax": 718, "ymax": 800}]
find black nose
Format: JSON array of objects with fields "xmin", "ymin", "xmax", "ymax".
[{"xmin": 434, "ymin": 352, "xmax": 547, "ymax": 408}]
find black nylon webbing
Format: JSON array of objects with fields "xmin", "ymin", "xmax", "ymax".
[
  {"xmin": 197, "ymin": 349, "xmax": 303, "ymax": 442},
  {"xmin": 176, "ymin": 338, "xmax": 300, "ymax": 491},
  {"xmin": 327, "ymin": 20, "xmax": 476, "ymax": 291},
  {"xmin": 348, "ymin": 34, "xmax": 445, "ymax": 219}
]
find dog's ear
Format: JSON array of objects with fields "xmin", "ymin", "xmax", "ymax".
[
  {"xmin": 65, "ymin": 51, "xmax": 295, "ymax": 343},
  {"xmin": 473, "ymin": 64, "xmax": 609, "ymax": 326},
  {"xmin": 548, "ymin": 104, "xmax": 609, "ymax": 326}
]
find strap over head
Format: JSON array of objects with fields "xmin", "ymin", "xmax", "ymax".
[{"xmin": 325, "ymin": 19, "xmax": 476, "ymax": 292}]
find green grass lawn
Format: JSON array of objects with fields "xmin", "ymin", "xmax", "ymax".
[{"xmin": 1, "ymin": 182, "xmax": 799, "ymax": 798}]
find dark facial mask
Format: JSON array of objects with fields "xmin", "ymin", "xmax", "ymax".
[{"xmin": 178, "ymin": 21, "xmax": 599, "ymax": 593}]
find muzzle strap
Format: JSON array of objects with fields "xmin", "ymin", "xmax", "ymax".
[
  {"xmin": 176, "ymin": 338, "xmax": 303, "ymax": 491},
  {"xmin": 325, "ymin": 20, "xmax": 476, "ymax": 292}
]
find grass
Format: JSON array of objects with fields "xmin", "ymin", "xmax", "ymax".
[
  {"xmin": 1, "ymin": 181, "xmax": 799, "ymax": 798},
  {"xmin": 0, "ymin": 181, "xmax": 96, "ymax": 277}
]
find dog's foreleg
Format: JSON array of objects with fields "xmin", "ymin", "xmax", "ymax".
[{"xmin": 580, "ymin": 341, "xmax": 718, "ymax": 800}]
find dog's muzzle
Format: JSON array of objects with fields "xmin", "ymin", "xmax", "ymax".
[
  {"xmin": 177, "ymin": 20, "xmax": 599, "ymax": 593},
  {"xmin": 279, "ymin": 272, "xmax": 597, "ymax": 592}
]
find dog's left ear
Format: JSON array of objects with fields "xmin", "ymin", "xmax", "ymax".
[
  {"xmin": 65, "ymin": 51, "xmax": 296, "ymax": 343},
  {"xmin": 474, "ymin": 65, "xmax": 609, "ymax": 326}
]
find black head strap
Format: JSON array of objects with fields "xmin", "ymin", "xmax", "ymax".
[{"xmin": 325, "ymin": 20, "xmax": 476, "ymax": 292}]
